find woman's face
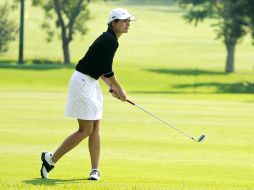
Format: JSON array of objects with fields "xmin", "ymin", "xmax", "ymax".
[{"xmin": 112, "ymin": 18, "xmax": 131, "ymax": 34}]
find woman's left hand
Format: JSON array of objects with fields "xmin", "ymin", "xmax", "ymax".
[{"xmin": 109, "ymin": 85, "xmax": 120, "ymax": 99}]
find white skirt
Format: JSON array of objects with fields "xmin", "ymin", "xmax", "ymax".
[{"xmin": 65, "ymin": 71, "xmax": 103, "ymax": 120}]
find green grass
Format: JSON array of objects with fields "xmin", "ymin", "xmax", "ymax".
[
  {"xmin": 0, "ymin": 1, "xmax": 254, "ymax": 190},
  {"xmin": 0, "ymin": 89, "xmax": 254, "ymax": 190}
]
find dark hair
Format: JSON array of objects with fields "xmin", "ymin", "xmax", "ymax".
[{"xmin": 108, "ymin": 19, "xmax": 120, "ymax": 28}]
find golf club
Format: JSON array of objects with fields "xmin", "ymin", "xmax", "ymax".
[
  {"xmin": 126, "ymin": 99, "xmax": 205, "ymax": 142},
  {"xmin": 109, "ymin": 90, "xmax": 205, "ymax": 142}
]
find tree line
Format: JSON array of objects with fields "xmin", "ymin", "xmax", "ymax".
[
  {"xmin": 1, "ymin": 0, "xmax": 254, "ymax": 73},
  {"xmin": 179, "ymin": 0, "xmax": 254, "ymax": 73}
]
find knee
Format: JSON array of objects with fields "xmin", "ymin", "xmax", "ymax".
[
  {"xmin": 92, "ymin": 125, "xmax": 100, "ymax": 134},
  {"xmin": 91, "ymin": 121, "xmax": 100, "ymax": 134},
  {"xmin": 77, "ymin": 126, "xmax": 93, "ymax": 139}
]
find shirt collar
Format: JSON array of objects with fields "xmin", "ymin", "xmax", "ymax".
[{"xmin": 107, "ymin": 27, "xmax": 118, "ymax": 41}]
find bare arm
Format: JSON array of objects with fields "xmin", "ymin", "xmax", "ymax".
[
  {"xmin": 100, "ymin": 75, "xmax": 111, "ymax": 87},
  {"xmin": 100, "ymin": 75, "xmax": 127, "ymax": 101}
]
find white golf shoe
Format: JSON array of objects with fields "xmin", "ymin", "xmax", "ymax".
[{"xmin": 88, "ymin": 169, "xmax": 100, "ymax": 180}]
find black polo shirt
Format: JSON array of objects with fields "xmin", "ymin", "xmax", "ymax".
[{"xmin": 76, "ymin": 28, "xmax": 118, "ymax": 80}]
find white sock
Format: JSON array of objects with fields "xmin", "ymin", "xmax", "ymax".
[{"xmin": 45, "ymin": 152, "xmax": 55, "ymax": 166}]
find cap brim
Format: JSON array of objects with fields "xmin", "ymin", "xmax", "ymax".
[
  {"xmin": 129, "ymin": 15, "xmax": 136, "ymax": 21},
  {"xmin": 119, "ymin": 14, "xmax": 136, "ymax": 21}
]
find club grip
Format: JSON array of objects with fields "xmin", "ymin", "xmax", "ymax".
[{"xmin": 109, "ymin": 89, "xmax": 135, "ymax": 105}]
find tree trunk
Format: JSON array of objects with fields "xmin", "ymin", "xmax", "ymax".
[
  {"xmin": 18, "ymin": 0, "xmax": 25, "ymax": 64},
  {"xmin": 63, "ymin": 39, "xmax": 70, "ymax": 64},
  {"xmin": 54, "ymin": 0, "xmax": 70, "ymax": 64},
  {"xmin": 225, "ymin": 43, "xmax": 235, "ymax": 73}
]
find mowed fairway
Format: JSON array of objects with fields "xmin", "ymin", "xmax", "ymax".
[
  {"xmin": 1, "ymin": 1, "xmax": 254, "ymax": 190},
  {"xmin": 0, "ymin": 86, "xmax": 254, "ymax": 190}
]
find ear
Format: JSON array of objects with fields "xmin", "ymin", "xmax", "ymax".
[{"xmin": 111, "ymin": 20, "xmax": 117, "ymax": 28}]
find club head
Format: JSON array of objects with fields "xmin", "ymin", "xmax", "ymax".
[{"xmin": 197, "ymin": 134, "xmax": 206, "ymax": 142}]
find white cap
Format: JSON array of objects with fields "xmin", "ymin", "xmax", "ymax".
[{"xmin": 107, "ymin": 8, "xmax": 136, "ymax": 24}]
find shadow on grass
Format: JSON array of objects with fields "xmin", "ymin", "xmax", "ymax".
[
  {"xmin": 174, "ymin": 82, "xmax": 254, "ymax": 94},
  {"xmin": 130, "ymin": 82, "xmax": 254, "ymax": 94},
  {"xmin": 146, "ymin": 68, "xmax": 225, "ymax": 75},
  {"xmin": 0, "ymin": 60, "xmax": 75, "ymax": 70},
  {"xmin": 23, "ymin": 178, "xmax": 89, "ymax": 186},
  {"xmin": 145, "ymin": 68, "xmax": 254, "ymax": 93}
]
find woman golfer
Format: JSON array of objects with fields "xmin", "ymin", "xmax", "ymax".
[{"xmin": 40, "ymin": 8, "xmax": 136, "ymax": 180}]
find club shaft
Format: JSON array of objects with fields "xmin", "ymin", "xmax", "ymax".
[{"xmin": 130, "ymin": 101, "xmax": 196, "ymax": 141}]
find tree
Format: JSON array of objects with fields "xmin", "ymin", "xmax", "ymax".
[
  {"xmin": 179, "ymin": 0, "xmax": 254, "ymax": 73},
  {"xmin": 19, "ymin": 0, "xmax": 25, "ymax": 64},
  {"xmin": 0, "ymin": 2, "xmax": 17, "ymax": 54},
  {"xmin": 31, "ymin": 0, "xmax": 91, "ymax": 64}
]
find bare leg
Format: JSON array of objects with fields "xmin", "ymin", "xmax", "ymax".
[
  {"xmin": 52, "ymin": 119, "xmax": 93, "ymax": 163},
  {"xmin": 88, "ymin": 120, "xmax": 100, "ymax": 169}
]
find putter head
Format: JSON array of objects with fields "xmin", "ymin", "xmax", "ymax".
[{"xmin": 197, "ymin": 134, "xmax": 206, "ymax": 142}]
